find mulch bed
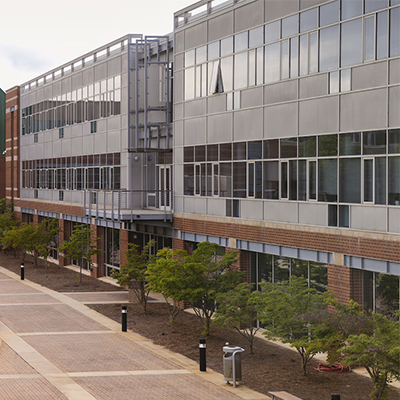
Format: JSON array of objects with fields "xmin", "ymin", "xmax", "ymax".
[{"xmin": 0, "ymin": 251, "xmax": 399, "ymax": 400}]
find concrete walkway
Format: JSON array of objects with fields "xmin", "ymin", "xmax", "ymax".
[{"xmin": 0, "ymin": 266, "xmax": 269, "ymax": 400}]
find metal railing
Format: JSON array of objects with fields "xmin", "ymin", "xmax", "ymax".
[{"xmin": 84, "ymin": 189, "xmax": 172, "ymax": 222}]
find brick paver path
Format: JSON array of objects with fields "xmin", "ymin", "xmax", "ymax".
[{"xmin": 0, "ymin": 266, "xmax": 269, "ymax": 400}]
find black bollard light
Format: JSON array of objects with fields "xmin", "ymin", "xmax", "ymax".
[
  {"xmin": 199, "ymin": 338, "xmax": 206, "ymax": 371},
  {"xmin": 331, "ymin": 395, "xmax": 340, "ymax": 400},
  {"xmin": 21, "ymin": 263, "xmax": 24, "ymax": 280},
  {"xmin": 122, "ymin": 305, "xmax": 127, "ymax": 332}
]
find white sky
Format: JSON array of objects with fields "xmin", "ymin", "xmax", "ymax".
[{"xmin": 0, "ymin": 0, "xmax": 192, "ymax": 92}]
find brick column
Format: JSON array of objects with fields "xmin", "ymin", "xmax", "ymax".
[
  {"xmin": 173, "ymin": 237, "xmax": 185, "ymax": 251},
  {"xmin": 328, "ymin": 264, "xmax": 363, "ymax": 306},
  {"xmin": 90, "ymin": 224, "xmax": 104, "ymax": 278},
  {"xmin": 120, "ymin": 229, "xmax": 129, "ymax": 267},
  {"xmin": 58, "ymin": 219, "xmax": 68, "ymax": 266}
]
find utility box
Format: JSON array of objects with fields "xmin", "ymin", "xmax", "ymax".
[{"xmin": 223, "ymin": 345, "xmax": 244, "ymax": 387}]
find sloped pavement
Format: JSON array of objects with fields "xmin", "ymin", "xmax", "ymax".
[{"xmin": 0, "ymin": 266, "xmax": 269, "ymax": 400}]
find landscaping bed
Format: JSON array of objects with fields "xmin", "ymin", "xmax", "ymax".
[{"xmin": 0, "ymin": 252, "xmax": 398, "ymax": 400}]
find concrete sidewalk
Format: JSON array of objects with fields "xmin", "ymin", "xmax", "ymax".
[{"xmin": 0, "ymin": 266, "xmax": 269, "ymax": 400}]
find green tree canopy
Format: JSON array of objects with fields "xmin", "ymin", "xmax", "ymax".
[
  {"xmin": 251, "ymin": 276, "xmax": 330, "ymax": 375},
  {"xmin": 111, "ymin": 240, "xmax": 155, "ymax": 312},
  {"xmin": 58, "ymin": 224, "xmax": 101, "ymax": 282},
  {"xmin": 214, "ymin": 282, "xmax": 260, "ymax": 353},
  {"xmin": 147, "ymin": 241, "xmax": 242, "ymax": 335}
]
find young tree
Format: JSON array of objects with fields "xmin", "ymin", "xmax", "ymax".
[
  {"xmin": 147, "ymin": 241, "xmax": 242, "ymax": 335},
  {"xmin": 0, "ymin": 200, "xmax": 17, "ymax": 250},
  {"xmin": 58, "ymin": 224, "xmax": 101, "ymax": 283},
  {"xmin": 111, "ymin": 240, "xmax": 155, "ymax": 312},
  {"xmin": 2, "ymin": 223, "xmax": 37, "ymax": 262},
  {"xmin": 251, "ymin": 276, "xmax": 329, "ymax": 375},
  {"xmin": 341, "ymin": 311, "xmax": 400, "ymax": 400},
  {"xmin": 214, "ymin": 282, "xmax": 260, "ymax": 353},
  {"xmin": 146, "ymin": 247, "xmax": 184, "ymax": 321},
  {"xmin": 36, "ymin": 218, "xmax": 61, "ymax": 268}
]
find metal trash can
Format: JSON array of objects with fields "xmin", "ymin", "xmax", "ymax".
[{"xmin": 223, "ymin": 344, "xmax": 245, "ymax": 387}]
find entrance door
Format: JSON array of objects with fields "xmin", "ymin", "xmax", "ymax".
[{"xmin": 159, "ymin": 165, "xmax": 172, "ymax": 211}]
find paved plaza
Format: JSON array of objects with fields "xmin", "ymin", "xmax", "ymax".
[{"xmin": 0, "ymin": 267, "xmax": 269, "ymax": 400}]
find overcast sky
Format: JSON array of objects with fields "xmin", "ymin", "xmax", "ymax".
[{"xmin": 0, "ymin": 0, "xmax": 192, "ymax": 92}]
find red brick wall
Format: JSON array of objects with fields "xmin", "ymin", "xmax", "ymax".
[
  {"xmin": 174, "ymin": 217, "xmax": 400, "ymax": 263},
  {"xmin": 0, "ymin": 157, "xmax": 5, "ymax": 199}
]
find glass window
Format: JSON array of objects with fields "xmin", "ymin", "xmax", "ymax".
[
  {"xmin": 247, "ymin": 141, "xmax": 262, "ymax": 160},
  {"xmin": 265, "ymin": 42, "xmax": 280, "ymax": 83},
  {"xmin": 196, "ymin": 46, "xmax": 207, "ymax": 64},
  {"xmin": 339, "ymin": 205, "xmax": 349, "ymax": 228},
  {"xmin": 298, "ymin": 160, "xmax": 307, "ymax": 200},
  {"xmin": 264, "ymin": 139, "xmax": 279, "ymax": 159},
  {"xmin": 339, "ymin": 158, "xmax": 361, "ymax": 203},
  {"xmin": 389, "ymin": 156, "xmax": 400, "ymax": 205},
  {"xmin": 375, "ymin": 157, "xmax": 387, "ymax": 204},
  {"xmin": 220, "ymin": 163, "xmax": 232, "ymax": 197},
  {"xmin": 389, "ymin": 129, "xmax": 400, "ymax": 154},
  {"xmin": 300, "ymin": 8, "xmax": 318, "ymax": 32},
  {"xmin": 329, "ymin": 71, "xmax": 339, "ymax": 93},
  {"xmin": 390, "ymin": 7, "xmax": 400, "ymax": 57},
  {"xmin": 377, "ymin": 11, "xmax": 388, "ymax": 59},
  {"xmin": 364, "ymin": 159, "xmax": 374, "ymax": 202},
  {"xmin": 274, "ymin": 257, "xmax": 290, "ymax": 283},
  {"xmin": 235, "ymin": 32, "xmax": 248, "ymax": 52},
  {"xmin": 309, "ymin": 160, "xmax": 317, "ymax": 200},
  {"xmin": 234, "ymin": 52, "xmax": 248, "ymax": 89},
  {"xmin": 185, "ymin": 67, "xmax": 195, "ymax": 100},
  {"xmin": 221, "ymin": 56, "xmax": 233, "ymax": 92},
  {"xmin": 221, "ymin": 37, "xmax": 233, "ymax": 57},
  {"xmin": 391, "ymin": 0, "xmax": 400, "ymax": 5},
  {"xmin": 310, "ymin": 262, "xmax": 328, "ymax": 293},
  {"xmin": 365, "ymin": 0, "xmax": 387, "ymax": 13},
  {"xmin": 282, "ymin": 14, "xmax": 298, "ymax": 38},
  {"xmin": 281, "ymin": 161, "xmax": 288, "ymax": 198},
  {"xmin": 318, "ymin": 159, "xmax": 337, "ymax": 202},
  {"xmin": 309, "ymin": 32, "xmax": 318, "ymax": 73},
  {"xmin": 184, "ymin": 164, "xmax": 194, "ymax": 195},
  {"xmin": 281, "ymin": 40, "xmax": 289, "ymax": 79},
  {"xmin": 363, "ymin": 130, "xmax": 386, "ymax": 154},
  {"xmin": 320, "ymin": 25, "xmax": 339, "ymax": 71},
  {"xmin": 233, "ymin": 162, "xmax": 246, "ymax": 198},
  {"xmin": 265, "ymin": 20, "xmax": 280, "ymax": 43},
  {"xmin": 263, "ymin": 161, "xmax": 279, "ymax": 199},
  {"xmin": 220, "ymin": 143, "xmax": 232, "ymax": 160},
  {"xmin": 320, "ymin": 0, "xmax": 339, "ymax": 27},
  {"xmin": 299, "ymin": 34, "xmax": 308, "ymax": 76},
  {"xmin": 341, "ymin": 0, "xmax": 363, "ymax": 20},
  {"xmin": 233, "ymin": 142, "xmax": 246, "ymax": 160},
  {"xmin": 341, "ymin": 18, "xmax": 363, "ymax": 67},
  {"xmin": 341, "ymin": 68, "xmax": 351, "ymax": 91},
  {"xmin": 257, "ymin": 47, "xmax": 264, "ymax": 84},
  {"xmin": 289, "ymin": 160, "xmax": 297, "ymax": 200},
  {"xmin": 290, "ymin": 37, "xmax": 299, "ymax": 78},
  {"xmin": 207, "ymin": 144, "xmax": 218, "ymax": 161},
  {"xmin": 280, "ymin": 138, "xmax": 297, "ymax": 158},
  {"xmin": 375, "ymin": 273, "xmax": 400, "ymax": 317},
  {"xmin": 299, "ymin": 136, "xmax": 316, "ymax": 157},
  {"xmin": 249, "ymin": 26, "xmax": 264, "ymax": 47},
  {"xmin": 184, "ymin": 146, "xmax": 194, "ymax": 162},
  {"xmin": 249, "ymin": 50, "xmax": 256, "ymax": 86},
  {"xmin": 364, "ymin": 16, "xmax": 375, "ymax": 61},
  {"xmin": 319, "ymin": 134, "xmax": 338, "ymax": 156},
  {"xmin": 195, "ymin": 145, "xmax": 206, "ymax": 162},
  {"xmin": 339, "ymin": 132, "xmax": 361, "ymax": 155},
  {"xmin": 208, "ymin": 41, "xmax": 219, "ymax": 60}
]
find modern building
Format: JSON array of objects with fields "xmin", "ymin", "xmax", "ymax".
[
  {"xmin": 4, "ymin": 0, "xmax": 400, "ymax": 316},
  {"xmin": 172, "ymin": 0, "xmax": 400, "ymax": 315},
  {"xmin": 0, "ymin": 88, "xmax": 5, "ymax": 199}
]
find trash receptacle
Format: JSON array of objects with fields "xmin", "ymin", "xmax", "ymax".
[{"xmin": 223, "ymin": 344, "xmax": 245, "ymax": 387}]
